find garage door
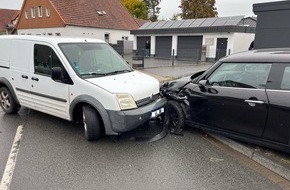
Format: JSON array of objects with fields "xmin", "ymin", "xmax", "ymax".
[
  {"xmin": 155, "ymin": 36, "xmax": 172, "ymax": 58},
  {"xmin": 177, "ymin": 36, "xmax": 203, "ymax": 60},
  {"xmin": 137, "ymin": 36, "xmax": 151, "ymax": 51}
]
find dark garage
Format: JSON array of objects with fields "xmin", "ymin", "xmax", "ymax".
[{"xmin": 177, "ymin": 36, "xmax": 203, "ymax": 60}]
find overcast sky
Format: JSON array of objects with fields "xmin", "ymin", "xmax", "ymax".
[{"xmin": 0, "ymin": 0, "xmax": 285, "ymax": 19}]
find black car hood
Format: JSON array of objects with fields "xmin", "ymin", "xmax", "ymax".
[{"xmin": 161, "ymin": 76, "xmax": 192, "ymax": 93}]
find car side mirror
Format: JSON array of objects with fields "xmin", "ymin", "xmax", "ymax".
[
  {"xmin": 198, "ymin": 80, "xmax": 208, "ymax": 92},
  {"xmin": 51, "ymin": 67, "xmax": 63, "ymax": 81},
  {"xmin": 190, "ymin": 70, "xmax": 205, "ymax": 80}
]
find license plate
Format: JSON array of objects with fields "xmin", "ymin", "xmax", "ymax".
[{"xmin": 150, "ymin": 107, "xmax": 164, "ymax": 118}]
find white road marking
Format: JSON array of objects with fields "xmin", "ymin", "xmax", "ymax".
[{"xmin": 0, "ymin": 125, "xmax": 24, "ymax": 190}]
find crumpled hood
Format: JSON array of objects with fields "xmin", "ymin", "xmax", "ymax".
[
  {"xmin": 86, "ymin": 71, "xmax": 159, "ymax": 101},
  {"xmin": 161, "ymin": 75, "xmax": 192, "ymax": 93}
]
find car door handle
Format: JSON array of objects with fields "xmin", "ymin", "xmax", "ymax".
[
  {"xmin": 244, "ymin": 100, "xmax": 264, "ymax": 104},
  {"xmin": 31, "ymin": 77, "xmax": 39, "ymax": 81},
  {"xmin": 21, "ymin": 75, "xmax": 28, "ymax": 79}
]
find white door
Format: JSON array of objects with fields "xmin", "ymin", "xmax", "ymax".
[
  {"xmin": 30, "ymin": 43, "xmax": 71, "ymax": 120},
  {"xmin": 10, "ymin": 40, "xmax": 34, "ymax": 108}
]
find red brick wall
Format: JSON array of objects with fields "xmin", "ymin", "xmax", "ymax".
[{"xmin": 17, "ymin": 0, "xmax": 65, "ymax": 29}]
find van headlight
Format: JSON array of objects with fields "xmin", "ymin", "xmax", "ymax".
[{"xmin": 115, "ymin": 93, "xmax": 137, "ymax": 110}]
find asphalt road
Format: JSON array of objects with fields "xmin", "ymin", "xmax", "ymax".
[{"xmin": 1, "ymin": 108, "xmax": 290, "ymax": 190}]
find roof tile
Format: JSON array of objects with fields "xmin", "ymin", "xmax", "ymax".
[
  {"xmin": 0, "ymin": 9, "xmax": 20, "ymax": 32},
  {"xmin": 50, "ymin": 0, "xmax": 140, "ymax": 30}
]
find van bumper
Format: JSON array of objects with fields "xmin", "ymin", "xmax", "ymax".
[{"xmin": 107, "ymin": 98, "xmax": 166, "ymax": 134}]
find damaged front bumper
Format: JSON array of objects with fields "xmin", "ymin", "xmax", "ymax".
[{"xmin": 107, "ymin": 97, "xmax": 167, "ymax": 133}]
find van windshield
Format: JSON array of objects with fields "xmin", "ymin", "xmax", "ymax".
[{"xmin": 59, "ymin": 43, "xmax": 133, "ymax": 78}]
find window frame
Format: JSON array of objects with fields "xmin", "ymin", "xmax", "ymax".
[
  {"xmin": 38, "ymin": 6, "xmax": 42, "ymax": 17},
  {"xmin": 104, "ymin": 33, "xmax": 110, "ymax": 43},
  {"xmin": 207, "ymin": 62, "xmax": 272, "ymax": 89},
  {"xmin": 31, "ymin": 7, "xmax": 35, "ymax": 18},
  {"xmin": 34, "ymin": 44, "xmax": 61, "ymax": 76},
  {"xmin": 24, "ymin": 10, "xmax": 28, "ymax": 19},
  {"xmin": 46, "ymin": 7, "xmax": 50, "ymax": 17},
  {"xmin": 266, "ymin": 63, "xmax": 290, "ymax": 91}
]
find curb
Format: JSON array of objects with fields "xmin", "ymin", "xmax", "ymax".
[{"xmin": 210, "ymin": 134, "xmax": 290, "ymax": 181}]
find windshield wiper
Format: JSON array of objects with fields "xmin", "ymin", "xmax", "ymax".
[
  {"xmin": 104, "ymin": 70, "xmax": 132, "ymax": 76},
  {"xmin": 80, "ymin": 72, "xmax": 106, "ymax": 77}
]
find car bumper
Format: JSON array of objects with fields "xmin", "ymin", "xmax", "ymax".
[{"xmin": 107, "ymin": 98, "xmax": 166, "ymax": 133}]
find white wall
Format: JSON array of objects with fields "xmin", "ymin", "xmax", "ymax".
[
  {"xmin": 202, "ymin": 33, "xmax": 235, "ymax": 59},
  {"xmin": 232, "ymin": 33, "xmax": 255, "ymax": 54},
  {"xmin": 17, "ymin": 25, "xmax": 134, "ymax": 44}
]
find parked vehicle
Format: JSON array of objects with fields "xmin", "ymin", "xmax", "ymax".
[
  {"xmin": 0, "ymin": 35, "xmax": 165, "ymax": 141},
  {"xmin": 161, "ymin": 48, "xmax": 290, "ymax": 153}
]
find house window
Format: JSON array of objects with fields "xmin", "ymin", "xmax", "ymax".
[
  {"xmin": 122, "ymin": 36, "xmax": 128, "ymax": 40},
  {"xmin": 24, "ymin": 11, "xmax": 28, "ymax": 19},
  {"xmin": 55, "ymin": 33, "xmax": 61, "ymax": 36},
  {"xmin": 104, "ymin": 33, "xmax": 110, "ymax": 43},
  {"xmin": 31, "ymin": 7, "xmax": 35, "ymax": 18},
  {"xmin": 47, "ymin": 33, "xmax": 52, "ymax": 36},
  {"xmin": 38, "ymin": 6, "xmax": 42, "ymax": 17},
  {"xmin": 46, "ymin": 7, "xmax": 50, "ymax": 17}
]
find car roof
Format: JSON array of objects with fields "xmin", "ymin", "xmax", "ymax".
[
  {"xmin": 220, "ymin": 48, "xmax": 290, "ymax": 63},
  {"xmin": 0, "ymin": 35, "xmax": 106, "ymax": 44}
]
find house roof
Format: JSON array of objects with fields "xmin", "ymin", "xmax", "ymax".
[
  {"xmin": 134, "ymin": 18, "xmax": 150, "ymax": 27},
  {"xmin": 139, "ymin": 16, "xmax": 249, "ymax": 30},
  {"xmin": 238, "ymin": 17, "xmax": 257, "ymax": 27},
  {"xmin": 49, "ymin": 0, "xmax": 140, "ymax": 30},
  {"xmin": 0, "ymin": 9, "xmax": 20, "ymax": 32},
  {"xmin": 131, "ymin": 16, "xmax": 256, "ymax": 35}
]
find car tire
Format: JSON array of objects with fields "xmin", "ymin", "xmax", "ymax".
[
  {"xmin": 82, "ymin": 105, "xmax": 101, "ymax": 141},
  {"xmin": 0, "ymin": 87, "xmax": 19, "ymax": 114},
  {"xmin": 167, "ymin": 100, "xmax": 185, "ymax": 135}
]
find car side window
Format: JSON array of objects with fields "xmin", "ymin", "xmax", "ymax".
[
  {"xmin": 34, "ymin": 44, "xmax": 63, "ymax": 76},
  {"xmin": 207, "ymin": 63, "xmax": 272, "ymax": 89},
  {"xmin": 281, "ymin": 67, "xmax": 290, "ymax": 90}
]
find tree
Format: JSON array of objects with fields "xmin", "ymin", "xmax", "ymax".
[
  {"xmin": 122, "ymin": 0, "xmax": 148, "ymax": 19},
  {"xmin": 171, "ymin": 13, "xmax": 179, "ymax": 21},
  {"xmin": 144, "ymin": 0, "xmax": 161, "ymax": 22},
  {"xmin": 179, "ymin": 0, "xmax": 217, "ymax": 19}
]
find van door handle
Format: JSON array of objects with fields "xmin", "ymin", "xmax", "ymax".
[
  {"xmin": 244, "ymin": 100, "xmax": 264, "ymax": 104},
  {"xmin": 31, "ymin": 77, "xmax": 39, "ymax": 81},
  {"xmin": 21, "ymin": 75, "xmax": 28, "ymax": 79}
]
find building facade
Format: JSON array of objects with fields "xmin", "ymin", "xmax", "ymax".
[
  {"xmin": 16, "ymin": 0, "xmax": 142, "ymax": 44},
  {"xmin": 131, "ymin": 16, "xmax": 256, "ymax": 61},
  {"xmin": 253, "ymin": 0, "xmax": 290, "ymax": 49}
]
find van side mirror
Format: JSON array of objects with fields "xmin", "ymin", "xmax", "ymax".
[{"xmin": 51, "ymin": 67, "xmax": 63, "ymax": 81}]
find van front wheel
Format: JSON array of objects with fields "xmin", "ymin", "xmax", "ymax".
[
  {"xmin": 82, "ymin": 105, "xmax": 101, "ymax": 141},
  {"xmin": 0, "ymin": 87, "xmax": 19, "ymax": 114}
]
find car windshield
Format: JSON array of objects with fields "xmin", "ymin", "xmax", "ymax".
[{"xmin": 59, "ymin": 43, "xmax": 133, "ymax": 78}]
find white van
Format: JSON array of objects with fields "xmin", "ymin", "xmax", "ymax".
[{"xmin": 0, "ymin": 35, "xmax": 165, "ymax": 140}]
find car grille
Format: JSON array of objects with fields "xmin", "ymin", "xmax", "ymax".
[{"xmin": 136, "ymin": 94, "xmax": 159, "ymax": 107}]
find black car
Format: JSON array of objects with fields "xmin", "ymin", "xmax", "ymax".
[{"xmin": 161, "ymin": 48, "xmax": 290, "ymax": 153}]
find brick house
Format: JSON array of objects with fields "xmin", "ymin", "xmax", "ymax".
[
  {"xmin": 0, "ymin": 9, "xmax": 20, "ymax": 35},
  {"xmin": 16, "ymin": 0, "xmax": 142, "ymax": 44}
]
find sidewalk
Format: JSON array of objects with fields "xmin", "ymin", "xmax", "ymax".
[
  {"xmin": 137, "ymin": 61, "xmax": 213, "ymax": 81},
  {"xmin": 139, "ymin": 64, "xmax": 290, "ymax": 181}
]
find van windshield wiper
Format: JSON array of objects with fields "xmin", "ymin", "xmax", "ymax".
[
  {"xmin": 104, "ymin": 70, "xmax": 132, "ymax": 76},
  {"xmin": 80, "ymin": 72, "xmax": 106, "ymax": 77}
]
